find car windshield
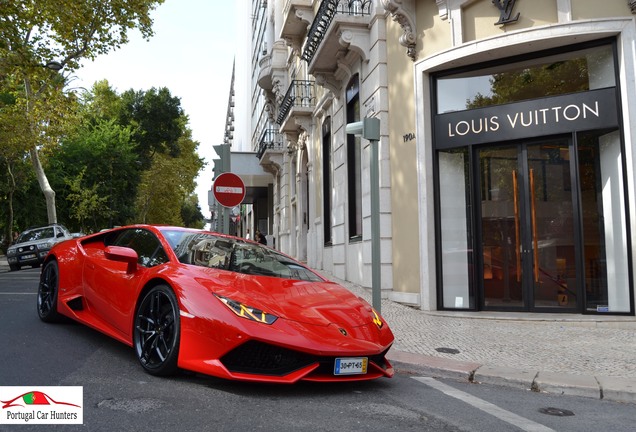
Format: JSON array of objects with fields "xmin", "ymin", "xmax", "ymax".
[
  {"xmin": 161, "ymin": 229, "xmax": 324, "ymax": 282},
  {"xmin": 17, "ymin": 227, "xmax": 55, "ymax": 243}
]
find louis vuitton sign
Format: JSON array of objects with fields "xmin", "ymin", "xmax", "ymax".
[{"xmin": 434, "ymin": 87, "xmax": 618, "ymax": 149}]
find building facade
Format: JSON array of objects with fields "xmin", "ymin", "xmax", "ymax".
[{"xmin": 237, "ymin": 0, "xmax": 635, "ymax": 316}]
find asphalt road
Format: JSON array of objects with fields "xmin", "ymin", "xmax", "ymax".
[{"xmin": 1, "ymin": 267, "xmax": 635, "ymax": 432}]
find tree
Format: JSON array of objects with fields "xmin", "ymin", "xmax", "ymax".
[
  {"xmin": 47, "ymin": 117, "xmax": 140, "ymax": 231},
  {"xmin": 0, "ymin": 0, "xmax": 165, "ymax": 225},
  {"xmin": 136, "ymin": 130, "xmax": 204, "ymax": 225},
  {"xmin": 119, "ymin": 87, "xmax": 185, "ymax": 169},
  {"xmin": 181, "ymin": 194, "xmax": 205, "ymax": 229},
  {"xmin": 64, "ymin": 167, "xmax": 113, "ymax": 233},
  {"xmin": 47, "ymin": 82, "xmax": 205, "ymax": 231}
]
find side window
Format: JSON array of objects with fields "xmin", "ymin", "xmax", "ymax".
[{"xmin": 110, "ymin": 229, "xmax": 169, "ymax": 268}]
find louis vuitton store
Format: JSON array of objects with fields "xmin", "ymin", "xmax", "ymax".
[{"xmin": 416, "ymin": 28, "xmax": 636, "ymax": 315}]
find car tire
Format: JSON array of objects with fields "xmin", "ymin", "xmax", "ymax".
[
  {"xmin": 9, "ymin": 264, "xmax": 20, "ymax": 271},
  {"xmin": 37, "ymin": 260, "xmax": 62, "ymax": 323},
  {"xmin": 133, "ymin": 284, "xmax": 181, "ymax": 376}
]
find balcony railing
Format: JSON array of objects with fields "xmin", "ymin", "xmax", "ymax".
[
  {"xmin": 301, "ymin": 0, "xmax": 372, "ymax": 64},
  {"xmin": 256, "ymin": 128, "xmax": 284, "ymax": 159},
  {"xmin": 276, "ymin": 79, "xmax": 316, "ymax": 125}
]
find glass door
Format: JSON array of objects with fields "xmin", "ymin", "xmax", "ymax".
[{"xmin": 479, "ymin": 140, "xmax": 578, "ymax": 311}]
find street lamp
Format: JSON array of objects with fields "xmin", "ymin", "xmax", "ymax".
[
  {"xmin": 346, "ymin": 117, "xmax": 381, "ymax": 314},
  {"xmin": 44, "ymin": 61, "xmax": 63, "ymax": 71}
]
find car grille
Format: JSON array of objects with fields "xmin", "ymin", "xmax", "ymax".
[
  {"xmin": 220, "ymin": 340, "xmax": 391, "ymax": 377},
  {"xmin": 221, "ymin": 340, "xmax": 316, "ymax": 376}
]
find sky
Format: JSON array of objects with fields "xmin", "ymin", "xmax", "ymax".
[{"xmin": 74, "ymin": 0, "xmax": 238, "ymax": 221}]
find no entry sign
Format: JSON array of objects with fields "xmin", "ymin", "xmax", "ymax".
[{"xmin": 213, "ymin": 172, "xmax": 245, "ymax": 208}]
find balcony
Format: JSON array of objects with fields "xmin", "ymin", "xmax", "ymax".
[
  {"xmin": 280, "ymin": 0, "xmax": 313, "ymax": 41},
  {"xmin": 276, "ymin": 79, "xmax": 316, "ymax": 131},
  {"xmin": 257, "ymin": 40, "xmax": 289, "ymax": 91},
  {"xmin": 301, "ymin": 0, "xmax": 372, "ymax": 73},
  {"xmin": 256, "ymin": 127, "xmax": 285, "ymax": 169}
]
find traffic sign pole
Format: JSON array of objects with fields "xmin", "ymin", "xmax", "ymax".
[{"xmin": 213, "ymin": 172, "xmax": 246, "ymax": 235}]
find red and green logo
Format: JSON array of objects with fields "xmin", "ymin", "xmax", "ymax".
[{"xmin": 1, "ymin": 391, "xmax": 81, "ymax": 409}]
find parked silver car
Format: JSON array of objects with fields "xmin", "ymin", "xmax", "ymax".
[{"xmin": 6, "ymin": 224, "xmax": 74, "ymax": 271}]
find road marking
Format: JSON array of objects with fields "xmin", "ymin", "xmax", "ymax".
[
  {"xmin": 413, "ymin": 377, "xmax": 555, "ymax": 432},
  {"xmin": 0, "ymin": 292, "xmax": 37, "ymax": 295}
]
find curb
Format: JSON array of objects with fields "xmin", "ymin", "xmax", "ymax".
[{"xmin": 388, "ymin": 349, "xmax": 636, "ymax": 404}]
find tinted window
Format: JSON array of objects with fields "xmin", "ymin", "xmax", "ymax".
[
  {"xmin": 109, "ymin": 228, "xmax": 169, "ymax": 268},
  {"xmin": 162, "ymin": 229, "xmax": 323, "ymax": 282}
]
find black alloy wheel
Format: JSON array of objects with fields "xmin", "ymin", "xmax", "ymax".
[
  {"xmin": 133, "ymin": 285, "xmax": 180, "ymax": 376},
  {"xmin": 37, "ymin": 260, "xmax": 61, "ymax": 322}
]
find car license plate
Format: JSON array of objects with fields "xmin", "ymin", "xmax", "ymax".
[
  {"xmin": 20, "ymin": 254, "xmax": 36, "ymax": 260},
  {"xmin": 334, "ymin": 357, "xmax": 368, "ymax": 375}
]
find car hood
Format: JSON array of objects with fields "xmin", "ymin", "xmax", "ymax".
[
  {"xmin": 9, "ymin": 237, "xmax": 71, "ymax": 252},
  {"xmin": 203, "ymin": 271, "xmax": 374, "ymax": 328},
  {"xmin": 8, "ymin": 239, "xmax": 51, "ymax": 251}
]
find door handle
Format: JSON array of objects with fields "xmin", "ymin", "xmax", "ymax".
[
  {"xmin": 512, "ymin": 170, "xmax": 521, "ymax": 283},
  {"xmin": 529, "ymin": 169, "xmax": 539, "ymax": 283}
]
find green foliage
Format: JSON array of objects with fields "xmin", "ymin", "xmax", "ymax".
[
  {"xmin": 119, "ymin": 87, "xmax": 186, "ymax": 169},
  {"xmin": 46, "ymin": 117, "xmax": 140, "ymax": 231},
  {"xmin": 0, "ymin": 0, "xmax": 166, "ymax": 230},
  {"xmin": 43, "ymin": 82, "xmax": 206, "ymax": 231},
  {"xmin": 0, "ymin": 1, "xmax": 208, "ymax": 236},
  {"xmin": 64, "ymin": 167, "xmax": 113, "ymax": 233},
  {"xmin": 135, "ymin": 130, "xmax": 205, "ymax": 226},
  {"xmin": 0, "ymin": 0, "xmax": 165, "ymax": 72},
  {"xmin": 181, "ymin": 194, "xmax": 205, "ymax": 229}
]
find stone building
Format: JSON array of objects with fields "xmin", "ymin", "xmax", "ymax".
[{"xmin": 232, "ymin": 0, "xmax": 635, "ymax": 316}]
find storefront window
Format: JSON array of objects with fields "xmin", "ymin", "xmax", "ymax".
[
  {"xmin": 578, "ymin": 130, "xmax": 630, "ymax": 312},
  {"xmin": 438, "ymin": 148, "xmax": 474, "ymax": 309},
  {"xmin": 433, "ymin": 41, "xmax": 632, "ymax": 314},
  {"xmin": 437, "ymin": 44, "xmax": 615, "ymax": 114}
]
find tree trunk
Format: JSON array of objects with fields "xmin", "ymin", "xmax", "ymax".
[
  {"xmin": 4, "ymin": 162, "xmax": 16, "ymax": 248},
  {"xmin": 29, "ymin": 146, "xmax": 57, "ymax": 224}
]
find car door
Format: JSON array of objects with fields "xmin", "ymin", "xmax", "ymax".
[{"xmin": 83, "ymin": 228, "xmax": 169, "ymax": 340}]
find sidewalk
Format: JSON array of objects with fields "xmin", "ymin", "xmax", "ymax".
[
  {"xmin": 321, "ymin": 271, "xmax": 636, "ymax": 404},
  {"xmin": 2, "ymin": 255, "xmax": 635, "ymax": 403}
]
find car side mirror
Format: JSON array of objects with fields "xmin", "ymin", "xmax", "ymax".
[{"xmin": 105, "ymin": 246, "xmax": 138, "ymax": 273}]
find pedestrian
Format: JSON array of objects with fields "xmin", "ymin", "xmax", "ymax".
[{"xmin": 255, "ymin": 230, "xmax": 267, "ymax": 245}]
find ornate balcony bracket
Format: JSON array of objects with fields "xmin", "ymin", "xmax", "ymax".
[
  {"xmin": 339, "ymin": 28, "xmax": 369, "ymax": 62},
  {"xmin": 382, "ymin": 0, "xmax": 417, "ymax": 61},
  {"xmin": 281, "ymin": 0, "xmax": 313, "ymax": 40},
  {"xmin": 294, "ymin": 116, "xmax": 313, "ymax": 134},
  {"xmin": 295, "ymin": 7, "xmax": 313, "ymax": 26},
  {"xmin": 314, "ymin": 71, "xmax": 341, "ymax": 96}
]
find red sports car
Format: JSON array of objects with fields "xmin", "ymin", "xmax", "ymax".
[{"xmin": 37, "ymin": 225, "xmax": 394, "ymax": 383}]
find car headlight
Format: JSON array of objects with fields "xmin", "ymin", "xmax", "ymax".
[
  {"xmin": 372, "ymin": 309, "xmax": 384, "ymax": 329},
  {"xmin": 214, "ymin": 294, "xmax": 278, "ymax": 325}
]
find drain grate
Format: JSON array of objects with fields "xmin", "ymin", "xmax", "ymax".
[{"xmin": 538, "ymin": 407, "xmax": 575, "ymax": 417}]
